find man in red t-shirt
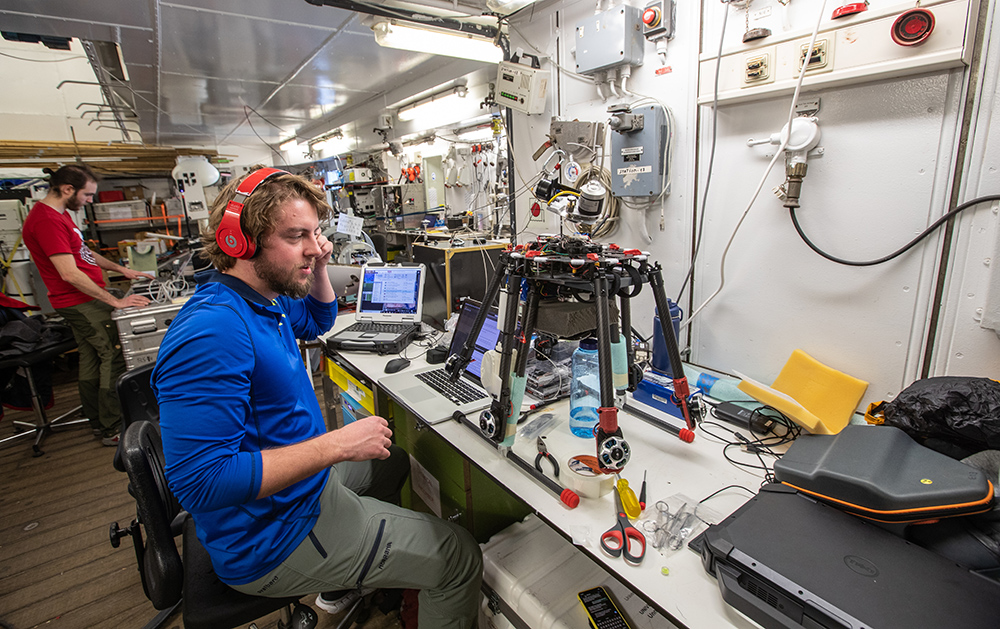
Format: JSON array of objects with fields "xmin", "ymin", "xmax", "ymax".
[{"xmin": 22, "ymin": 164, "xmax": 153, "ymax": 445}]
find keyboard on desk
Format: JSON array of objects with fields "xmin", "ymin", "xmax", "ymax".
[
  {"xmin": 343, "ymin": 322, "xmax": 415, "ymax": 334},
  {"xmin": 416, "ymin": 369, "xmax": 489, "ymax": 405}
]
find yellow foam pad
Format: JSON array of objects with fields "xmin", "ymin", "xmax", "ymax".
[{"xmin": 736, "ymin": 349, "xmax": 869, "ymax": 435}]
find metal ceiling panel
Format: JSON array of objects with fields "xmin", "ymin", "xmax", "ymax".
[
  {"xmin": 0, "ymin": 0, "xmax": 501, "ymax": 152},
  {"xmin": 0, "ymin": 1, "xmax": 152, "ymax": 31},
  {"xmin": 284, "ymin": 30, "xmax": 432, "ymax": 95},
  {"xmin": 158, "ymin": 4, "xmax": 338, "ymax": 82},
  {"xmin": 117, "ymin": 27, "xmax": 157, "ymax": 68},
  {"xmin": 162, "ymin": 0, "xmax": 356, "ymax": 27}
]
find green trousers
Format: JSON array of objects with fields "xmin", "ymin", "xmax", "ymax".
[
  {"xmin": 231, "ymin": 447, "xmax": 483, "ymax": 628},
  {"xmin": 56, "ymin": 300, "xmax": 125, "ymax": 436}
]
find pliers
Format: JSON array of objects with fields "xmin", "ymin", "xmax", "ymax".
[{"xmin": 534, "ymin": 436, "xmax": 559, "ymax": 478}]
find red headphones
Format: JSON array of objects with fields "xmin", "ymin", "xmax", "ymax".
[{"xmin": 216, "ymin": 167, "xmax": 289, "ymax": 259}]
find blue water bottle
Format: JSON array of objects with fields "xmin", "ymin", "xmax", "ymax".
[
  {"xmin": 569, "ymin": 338, "xmax": 600, "ymax": 438},
  {"xmin": 651, "ymin": 300, "xmax": 683, "ymax": 376}
]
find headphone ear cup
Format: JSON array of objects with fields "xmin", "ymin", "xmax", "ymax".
[
  {"xmin": 216, "ymin": 202, "xmax": 254, "ymax": 259},
  {"xmin": 214, "ymin": 167, "xmax": 286, "ymax": 260}
]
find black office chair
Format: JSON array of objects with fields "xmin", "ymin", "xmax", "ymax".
[
  {"xmin": 0, "ymin": 338, "xmax": 88, "ymax": 456},
  {"xmin": 112, "ymin": 363, "xmax": 158, "ymax": 472},
  {"xmin": 110, "ymin": 421, "xmax": 317, "ymax": 629}
]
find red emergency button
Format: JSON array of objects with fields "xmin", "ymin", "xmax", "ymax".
[
  {"xmin": 642, "ymin": 7, "xmax": 660, "ymax": 27},
  {"xmin": 831, "ymin": 2, "xmax": 868, "ymax": 20},
  {"xmin": 891, "ymin": 8, "xmax": 935, "ymax": 46}
]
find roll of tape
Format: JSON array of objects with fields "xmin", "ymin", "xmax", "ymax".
[{"xmin": 564, "ymin": 455, "xmax": 615, "ymax": 499}]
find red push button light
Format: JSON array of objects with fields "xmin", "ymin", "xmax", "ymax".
[
  {"xmin": 891, "ymin": 8, "xmax": 935, "ymax": 46},
  {"xmin": 642, "ymin": 8, "xmax": 660, "ymax": 27},
  {"xmin": 832, "ymin": 2, "xmax": 868, "ymax": 20}
]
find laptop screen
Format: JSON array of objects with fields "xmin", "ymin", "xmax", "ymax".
[
  {"xmin": 449, "ymin": 300, "xmax": 501, "ymax": 380},
  {"xmin": 358, "ymin": 265, "xmax": 423, "ymax": 321}
]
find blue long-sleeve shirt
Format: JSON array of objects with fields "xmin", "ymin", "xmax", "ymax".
[{"xmin": 152, "ymin": 271, "xmax": 337, "ymax": 584}]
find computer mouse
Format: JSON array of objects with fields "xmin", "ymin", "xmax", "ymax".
[{"xmin": 384, "ymin": 358, "xmax": 411, "ymax": 374}]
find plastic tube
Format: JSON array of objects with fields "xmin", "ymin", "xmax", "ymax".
[{"xmin": 681, "ymin": 364, "xmax": 755, "ymax": 408}]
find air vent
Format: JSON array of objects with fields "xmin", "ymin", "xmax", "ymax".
[{"xmin": 745, "ymin": 578, "xmax": 779, "ymax": 608}]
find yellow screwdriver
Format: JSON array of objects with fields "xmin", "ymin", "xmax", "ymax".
[{"xmin": 615, "ymin": 474, "xmax": 641, "ymax": 520}]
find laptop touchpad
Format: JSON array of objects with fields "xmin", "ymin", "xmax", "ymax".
[{"xmin": 401, "ymin": 386, "xmax": 436, "ymax": 403}]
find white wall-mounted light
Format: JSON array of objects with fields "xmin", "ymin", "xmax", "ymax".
[
  {"xmin": 485, "ymin": 0, "xmax": 538, "ymax": 15},
  {"xmin": 397, "ymin": 86, "xmax": 468, "ymax": 123},
  {"xmin": 279, "ymin": 139, "xmax": 299, "ymax": 152},
  {"xmin": 372, "ymin": 19, "xmax": 502, "ymax": 64}
]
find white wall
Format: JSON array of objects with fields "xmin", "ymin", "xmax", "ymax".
[{"xmin": 500, "ymin": 0, "xmax": 1000, "ymax": 412}]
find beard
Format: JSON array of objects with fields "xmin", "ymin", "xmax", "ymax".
[
  {"xmin": 66, "ymin": 194, "xmax": 84, "ymax": 212},
  {"xmin": 253, "ymin": 254, "xmax": 315, "ymax": 299}
]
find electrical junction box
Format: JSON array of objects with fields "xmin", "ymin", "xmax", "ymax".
[
  {"xmin": 610, "ymin": 105, "xmax": 668, "ymax": 197},
  {"xmin": 575, "ymin": 4, "xmax": 645, "ymax": 75},
  {"xmin": 496, "ymin": 60, "xmax": 548, "ymax": 115}
]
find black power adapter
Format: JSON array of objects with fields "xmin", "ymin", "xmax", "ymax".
[{"xmin": 712, "ymin": 401, "xmax": 775, "ymax": 435}]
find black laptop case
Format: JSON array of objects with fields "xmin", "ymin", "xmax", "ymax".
[{"xmin": 698, "ymin": 484, "xmax": 1000, "ymax": 629}]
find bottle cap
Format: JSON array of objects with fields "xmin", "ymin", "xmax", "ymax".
[{"xmin": 579, "ymin": 337, "xmax": 598, "ymax": 351}]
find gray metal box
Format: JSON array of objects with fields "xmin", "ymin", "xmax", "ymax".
[
  {"xmin": 574, "ymin": 5, "xmax": 645, "ymax": 75},
  {"xmin": 93, "ymin": 199, "xmax": 147, "ymax": 221},
  {"xmin": 610, "ymin": 105, "xmax": 668, "ymax": 197},
  {"xmin": 375, "ymin": 183, "xmax": 426, "ymax": 232},
  {"xmin": 113, "ymin": 300, "xmax": 185, "ymax": 370}
]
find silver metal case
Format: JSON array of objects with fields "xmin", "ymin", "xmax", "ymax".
[
  {"xmin": 575, "ymin": 5, "xmax": 645, "ymax": 75},
  {"xmin": 610, "ymin": 105, "xmax": 668, "ymax": 197},
  {"xmin": 112, "ymin": 301, "xmax": 185, "ymax": 370}
]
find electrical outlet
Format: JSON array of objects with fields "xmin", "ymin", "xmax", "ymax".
[
  {"xmin": 744, "ymin": 52, "xmax": 772, "ymax": 85},
  {"xmin": 741, "ymin": 46, "xmax": 776, "ymax": 87},
  {"xmin": 793, "ymin": 38, "xmax": 834, "ymax": 77}
]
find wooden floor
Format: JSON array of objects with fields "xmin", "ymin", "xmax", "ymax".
[{"xmin": 0, "ymin": 356, "xmax": 403, "ymax": 629}]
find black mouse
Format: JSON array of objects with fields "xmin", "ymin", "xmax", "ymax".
[{"xmin": 384, "ymin": 358, "xmax": 410, "ymax": 374}]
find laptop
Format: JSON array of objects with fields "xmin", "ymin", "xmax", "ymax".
[
  {"xmin": 325, "ymin": 263, "xmax": 425, "ymax": 355},
  {"xmin": 697, "ymin": 484, "xmax": 1000, "ymax": 629},
  {"xmin": 379, "ymin": 299, "xmax": 501, "ymax": 424}
]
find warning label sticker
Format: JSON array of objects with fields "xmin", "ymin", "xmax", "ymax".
[{"xmin": 617, "ymin": 166, "xmax": 652, "ymax": 175}]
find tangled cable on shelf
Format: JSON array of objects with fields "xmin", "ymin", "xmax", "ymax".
[{"xmin": 144, "ymin": 277, "xmax": 190, "ymax": 304}]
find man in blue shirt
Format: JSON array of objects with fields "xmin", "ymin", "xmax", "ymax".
[{"xmin": 152, "ymin": 169, "xmax": 481, "ymax": 627}]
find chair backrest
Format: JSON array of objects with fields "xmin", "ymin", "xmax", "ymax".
[
  {"xmin": 118, "ymin": 362, "xmax": 159, "ymax": 426},
  {"xmin": 114, "ymin": 363, "xmax": 159, "ymax": 472},
  {"xmin": 121, "ymin": 420, "xmax": 184, "ymax": 610}
]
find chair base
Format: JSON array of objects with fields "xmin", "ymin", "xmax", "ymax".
[
  {"xmin": 0, "ymin": 404, "xmax": 87, "ymax": 456},
  {"xmin": 139, "ymin": 600, "xmax": 182, "ymax": 629}
]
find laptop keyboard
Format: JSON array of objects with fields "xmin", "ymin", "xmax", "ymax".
[
  {"xmin": 416, "ymin": 369, "xmax": 488, "ymax": 405},
  {"xmin": 344, "ymin": 322, "xmax": 415, "ymax": 334}
]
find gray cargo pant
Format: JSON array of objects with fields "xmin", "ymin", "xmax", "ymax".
[{"xmin": 231, "ymin": 447, "xmax": 483, "ymax": 628}]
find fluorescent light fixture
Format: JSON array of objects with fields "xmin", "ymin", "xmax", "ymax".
[
  {"xmin": 397, "ymin": 87, "xmax": 468, "ymax": 123},
  {"xmin": 457, "ymin": 127, "xmax": 494, "ymax": 142},
  {"xmin": 279, "ymin": 139, "xmax": 299, "ymax": 152},
  {"xmin": 372, "ymin": 20, "xmax": 502, "ymax": 64},
  {"xmin": 311, "ymin": 135, "xmax": 351, "ymax": 156},
  {"xmin": 485, "ymin": 0, "xmax": 538, "ymax": 15}
]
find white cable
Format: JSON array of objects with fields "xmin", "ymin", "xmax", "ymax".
[
  {"xmin": 607, "ymin": 74, "xmax": 620, "ymax": 99},
  {"xmin": 682, "ymin": 0, "xmax": 830, "ymax": 330}
]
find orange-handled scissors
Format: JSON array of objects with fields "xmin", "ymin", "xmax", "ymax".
[{"xmin": 600, "ymin": 492, "xmax": 646, "ymax": 565}]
